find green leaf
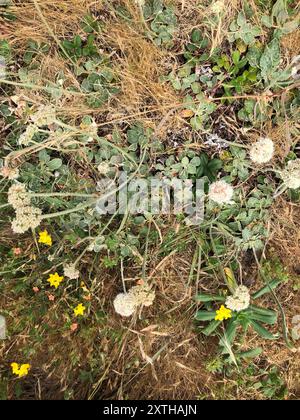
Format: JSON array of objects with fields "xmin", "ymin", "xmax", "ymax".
[
  {"xmin": 261, "ymin": 15, "xmax": 273, "ymax": 28},
  {"xmin": 232, "ymin": 50, "xmax": 240, "ymax": 65},
  {"xmin": 194, "ymin": 311, "xmax": 216, "ymax": 321},
  {"xmin": 249, "ymin": 320, "xmax": 278, "ymax": 340},
  {"xmin": 259, "ymin": 38, "xmax": 281, "ymax": 84},
  {"xmin": 225, "ymin": 319, "xmax": 239, "ymax": 344},
  {"xmin": 239, "ymin": 347, "xmax": 263, "ymax": 359},
  {"xmin": 74, "ymin": 35, "xmax": 82, "ymax": 49},
  {"xmin": 272, "ymin": 0, "xmax": 289, "ymax": 25},
  {"xmin": 38, "ymin": 150, "xmax": 50, "ymax": 163},
  {"xmin": 202, "ymin": 320, "xmax": 221, "ymax": 336},
  {"xmin": 252, "ymin": 279, "xmax": 282, "ymax": 299},
  {"xmin": 47, "ymin": 158, "xmax": 63, "ymax": 170},
  {"xmin": 191, "ymin": 29, "xmax": 202, "ymax": 43},
  {"xmin": 247, "ymin": 306, "xmax": 278, "ymax": 325},
  {"xmin": 195, "ymin": 294, "xmax": 225, "ymax": 303}
]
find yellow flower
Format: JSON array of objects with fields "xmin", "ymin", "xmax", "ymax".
[
  {"xmin": 47, "ymin": 272, "xmax": 64, "ymax": 289},
  {"xmin": 74, "ymin": 303, "xmax": 86, "ymax": 317},
  {"xmin": 215, "ymin": 305, "xmax": 232, "ymax": 321},
  {"xmin": 11, "ymin": 363, "xmax": 19, "ymax": 375},
  {"xmin": 11, "ymin": 363, "xmax": 31, "ymax": 378},
  {"xmin": 38, "ymin": 230, "xmax": 52, "ymax": 246}
]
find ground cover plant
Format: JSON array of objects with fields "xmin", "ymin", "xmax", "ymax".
[{"xmin": 0, "ymin": 0, "xmax": 299, "ymax": 400}]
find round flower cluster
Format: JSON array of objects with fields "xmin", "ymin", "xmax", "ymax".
[
  {"xmin": 97, "ymin": 162, "xmax": 110, "ymax": 176},
  {"xmin": 63, "ymin": 263, "xmax": 80, "ymax": 280},
  {"xmin": 225, "ymin": 285, "xmax": 250, "ymax": 312},
  {"xmin": 129, "ymin": 284, "xmax": 156, "ymax": 307},
  {"xmin": 113, "ymin": 283, "xmax": 155, "ymax": 317},
  {"xmin": 30, "ymin": 105, "xmax": 56, "ymax": 127},
  {"xmin": 113, "ymin": 293, "xmax": 137, "ymax": 317},
  {"xmin": 211, "ymin": 0, "xmax": 225, "ymax": 14},
  {"xmin": 280, "ymin": 159, "xmax": 300, "ymax": 190},
  {"xmin": 8, "ymin": 183, "xmax": 42, "ymax": 233},
  {"xmin": 208, "ymin": 180, "xmax": 234, "ymax": 204},
  {"xmin": 0, "ymin": 166, "xmax": 19, "ymax": 180},
  {"xmin": 11, "ymin": 206, "xmax": 42, "ymax": 234},
  {"xmin": 18, "ymin": 124, "xmax": 38, "ymax": 146},
  {"xmin": 8, "ymin": 183, "xmax": 31, "ymax": 208},
  {"xmin": 249, "ymin": 137, "xmax": 274, "ymax": 164}
]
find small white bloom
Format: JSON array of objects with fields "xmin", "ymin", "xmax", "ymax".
[
  {"xmin": 63, "ymin": 263, "xmax": 80, "ymax": 280},
  {"xmin": 249, "ymin": 137, "xmax": 274, "ymax": 164},
  {"xmin": 225, "ymin": 285, "xmax": 250, "ymax": 312},
  {"xmin": 128, "ymin": 284, "xmax": 155, "ymax": 307},
  {"xmin": 11, "ymin": 206, "xmax": 42, "ymax": 233},
  {"xmin": 113, "ymin": 293, "xmax": 137, "ymax": 317},
  {"xmin": 208, "ymin": 180, "xmax": 234, "ymax": 204},
  {"xmin": 0, "ymin": 166, "xmax": 19, "ymax": 180},
  {"xmin": 18, "ymin": 124, "xmax": 38, "ymax": 146},
  {"xmin": 280, "ymin": 159, "xmax": 300, "ymax": 189},
  {"xmin": 97, "ymin": 162, "xmax": 110, "ymax": 175},
  {"xmin": 31, "ymin": 105, "xmax": 56, "ymax": 127},
  {"xmin": 211, "ymin": 0, "xmax": 225, "ymax": 14},
  {"xmin": 8, "ymin": 183, "xmax": 31, "ymax": 208}
]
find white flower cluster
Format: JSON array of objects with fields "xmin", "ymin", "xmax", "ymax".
[
  {"xmin": 97, "ymin": 162, "xmax": 110, "ymax": 176},
  {"xmin": 211, "ymin": 0, "xmax": 225, "ymax": 14},
  {"xmin": 113, "ymin": 283, "xmax": 155, "ymax": 317},
  {"xmin": 63, "ymin": 263, "xmax": 80, "ymax": 280},
  {"xmin": 18, "ymin": 124, "xmax": 38, "ymax": 146},
  {"xmin": 30, "ymin": 105, "xmax": 56, "ymax": 127},
  {"xmin": 208, "ymin": 180, "xmax": 233, "ymax": 204},
  {"xmin": 113, "ymin": 293, "xmax": 137, "ymax": 317},
  {"xmin": 8, "ymin": 183, "xmax": 42, "ymax": 233},
  {"xmin": 11, "ymin": 206, "xmax": 42, "ymax": 233},
  {"xmin": 225, "ymin": 285, "xmax": 250, "ymax": 312},
  {"xmin": 129, "ymin": 284, "xmax": 156, "ymax": 307},
  {"xmin": 8, "ymin": 183, "xmax": 31, "ymax": 208},
  {"xmin": 249, "ymin": 137, "xmax": 274, "ymax": 164},
  {"xmin": 0, "ymin": 166, "xmax": 19, "ymax": 180},
  {"xmin": 280, "ymin": 159, "xmax": 300, "ymax": 190},
  {"xmin": 19, "ymin": 106, "xmax": 56, "ymax": 146}
]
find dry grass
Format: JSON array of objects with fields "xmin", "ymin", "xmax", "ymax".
[
  {"xmin": 281, "ymin": 28, "xmax": 300, "ymax": 60},
  {"xmin": 2, "ymin": 0, "xmax": 95, "ymax": 47},
  {"xmin": 271, "ymin": 197, "xmax": 300, "ymax": 274},
  {"xmin": 102, "ymin": 19, "xmax": 180, "ymax": 129}
]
